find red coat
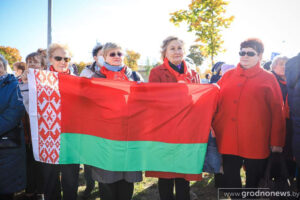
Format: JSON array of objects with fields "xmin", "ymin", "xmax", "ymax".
[
  {"xmin": 148, "ymin": 59, "xmax": 200, "ymax": 83},
  {"xmin": 146, "ymin": 59, "xmax": 202, "ymax": 181},
  {"xmin": 212, "ymin": 63, "xmax": 286, "ymax": 159}
]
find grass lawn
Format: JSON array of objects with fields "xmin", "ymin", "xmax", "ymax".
[
  {"xmin": 77, "ymin": 170, "xmax": 220, "ymax": 200},
  {"xmin": 17, "ymin": 166, "xmax": 248, "ymax": 200}
]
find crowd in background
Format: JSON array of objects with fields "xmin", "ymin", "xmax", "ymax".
[{"xmin": 1, "ymin": 36, "xmax": 300, "ymax": 200}]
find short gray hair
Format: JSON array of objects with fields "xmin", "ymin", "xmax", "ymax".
[
  {"xmin": 161, "ymin": 36, "xmax": 184, "ymax": 60},
  {"xmin": 102, "ymin": 42, "xmax": 122, "ymax": 58},
  {"xmin": 0, "ymin": 54, "xmax": 8, "ymax": 71},
  {"xmin": 271, "ymin": 55, "xmax": 289, "ymax": 70}
]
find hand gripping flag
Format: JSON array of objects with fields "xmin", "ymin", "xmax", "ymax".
[{"xmin": 28, "ymin": 69, "xmax": 219, "ymax": 174}]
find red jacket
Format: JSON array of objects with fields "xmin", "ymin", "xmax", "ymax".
[
  {"xmin": 146, "ymin": 59, "xmax": 202, "ymax": 181},
  {"xmin": 149, "ymin": 59, "xmax": 200, "ymax": 83},
  {"xmin": 212, "ymin": 63, "xmax": 286, "ymax": 159}
]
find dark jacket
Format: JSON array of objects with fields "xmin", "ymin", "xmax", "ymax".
[
  {"xmin": 0, "ymin": 74, "xmax": 26, "ymax": 194},
  {"xmin": 272, "ymin": 71, "xmax": 293, "ymax": 159},
  {"xmin": 285, "ymin": 53, "xmax": 300, "ymax": 164}
]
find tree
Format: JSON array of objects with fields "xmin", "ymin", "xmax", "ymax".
[
  {"xmin": 186, "ymin": 45, "xmax": 204, "ymax": 66},
  {"xmin": 170, "ymin": 0, "xmax": 234, "ymax": 67},
  {"xmin": 124, "ymin": 50, "xmax": 140, "ymax": 71},
  {"xmin": 0, "ymin": 46, "xmax": 22, "ymax": 67},
  {"xmin": 73, "ymin": 61, "xmax": 92, "ymax": 74}
]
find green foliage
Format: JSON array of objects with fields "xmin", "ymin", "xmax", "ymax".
[
  {"xmin": 124, "ymin": 50, "xmax": 141, "ymax": 71},
  {"xmin": 170, "ymin": 0, "xmax": 234, "ymax": 66},
  {"xmin": 187, "ymin": 45, "xmax": 204, "ymax": 66},
  {"xmin": 0, "ymin": 46, "xmax": 22, "ymax": 67}
]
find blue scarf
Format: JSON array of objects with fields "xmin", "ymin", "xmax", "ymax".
[{"xmin": 103, "ymin": 62, "xmax": 124, "ymax": 72}]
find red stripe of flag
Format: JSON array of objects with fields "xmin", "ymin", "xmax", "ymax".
[{"xmin": 60, "ymin": 74, "xmax": 218, "ymax": 144}]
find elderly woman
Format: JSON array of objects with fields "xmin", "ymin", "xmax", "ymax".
[
  {"xmin": 146, "ymin": 36, "xmax": 200, "ymax": 200},
  {"xmin": 271, "ymin": 56, "xmax": 299, "ymax": 182},
  {"xmin": 90, "ymin": 42, "xmax": 143, "ymax": 200},
  {"xmin": 213, "ymin": 38, "xmax": 286, "ymax": 189},
  {"xmin": 41, "ymin": 43, "xmax": 79, "ymax": 200},
  {"xmin": 0, "ymin": 54, "xmax": 26, "ymax": 200}
]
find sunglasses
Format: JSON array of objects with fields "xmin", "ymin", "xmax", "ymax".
[
  {"xmin": 239, "ymin": 51, "xmax": 256, "ymax": 57},
  {"xmin": 54, "ymin": 56, "xmax": 71, "ymax": 62},
  {"xmin": 109, "ymin": 52, "xmax": 123, "ymax": 57}
]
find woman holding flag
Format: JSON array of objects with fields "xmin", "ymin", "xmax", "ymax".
[
  {"xmin": 90, "ymin": 42, "xmax": 144, "ymax": 200},
  {"xmin": 213, "ymin": 38, "xmax": 286, "ymax": 190},
  {"xmin": 147, "ymin": 36, "xmax": 201, "ymax": 200},
  {"xmin": 42, "ymin": 43, "xmax": 80, "ymax": 200}
]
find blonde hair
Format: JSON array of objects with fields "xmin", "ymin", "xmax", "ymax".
[
  {"xmin": 47, "ymin": 43, "xmax": 72, "ymax": 58},
  {"xmin": 161, "ymin": 36, "xmax": 184, "ymax": 60},
  {"xmin": 271, "ymin": 55, "xmax": 289, "ymax": 70},
  {"xmin": 102, "ymin": 42, "xmax": 122, "ymax": 58}
]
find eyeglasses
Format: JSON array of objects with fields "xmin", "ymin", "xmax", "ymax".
[
  {"xmin": 109, "ymin": 52, "xmax": 123, "ymax": 57},
  {"xmin": 54, "ymin": 56, "xmax": 71, "ymax": 62},
  {"xmin": 239, "ymin": 51, "xmax": 256, "ymax": 57}
]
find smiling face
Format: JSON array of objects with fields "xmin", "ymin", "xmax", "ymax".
[
  {"xmin": 49, "ymin": 48, "xmax": 71, "ymax": 73},
  {"xmin": 239, "ymin": 47, "xmax": 262, "ymax": 69},
  {"xmin": 104, "ymin": 48, "xmax": 123, "ymax": 66},
  {"xmin": 165, "ymin": 40, "xmax": 184, "ymax": 66}
]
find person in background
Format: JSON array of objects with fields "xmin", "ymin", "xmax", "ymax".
[
  {"xmin": 220, "ymin": 64, "xmax": 235, "ymax": 76},
  {"xmin": 90, "ymin": 42, "xmax": 143, "ymax": 200},
  {"xmin": 13, "ymin": 61, "xmax": 26, "ymax": 81},
  {"xmin": 147, "ymin": 36, "xmax": 201, "ymax": 200},
  {"xmin": 20, "ymin": 51, "xmax": 46, "ymax": 200},
  {"xmin": 213, "ymin": 38, "xmax": 285, "ymax": 191},
  {"xmin": 37, "ymin": 48, "xmax": 47, "ymax": 68},
  {"xmin": 263, "ymin": 60, "xmax": 272, "ymax": 71},
  {"xmin": 210, "ymin": 61, "xmax": 224, "ymax": 83},
  {"xmin": 79, "ymin": 43, "xmax": 104, "ymax": 199},
  {"xmin": 80, "ymin": 44, "xmax": 104, "ymax": 78},
  {"xmin": 285, "ymin": 53, "xmax": 300, "ymax": 189},
  {"xmin": 270, "ymin": 55, "xmax": 300, "ymax": 188},
  {"xmin": 201, "ymin": 73, "xmax": 211, "ymax": 84},
  {"xmin": 0, "ymin": 54, "xmax": 26, "ymax": 200},
  {"xmin": 70, "ymin": 63, "xmax": 79, "ymax": 76},
  {"xmin": 43, "ymin": 43, "xmax": 79, "ymax": 200}
]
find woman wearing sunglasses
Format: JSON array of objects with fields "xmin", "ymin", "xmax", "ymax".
[
  {"xmin": 42, "ymin": 43, "xmax": 79, "ymax": 200},
  {"xmin": 212, "ymin": 38, "xmax": 286, "ymax": 191},
  {"xmin": 146, "ymin": 36, "xmax": 200, "ymax": 200},
  {"xmin": 91, "ymin": 42, "xmax": 143, "ymax": 200}
]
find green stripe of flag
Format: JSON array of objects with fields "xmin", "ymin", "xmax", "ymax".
[{"xmin": 59, "ymin": 133, "xmax": 207, "ymax": 174}]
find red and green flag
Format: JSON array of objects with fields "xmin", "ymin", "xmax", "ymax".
[{"xmin": 28, "ymin": 69, "xmax": 219, "ymax": 174}]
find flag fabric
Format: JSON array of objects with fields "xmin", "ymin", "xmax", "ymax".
[{"xmin": 28, "ymin": 69, "xmax": 219, "ymax": 174}]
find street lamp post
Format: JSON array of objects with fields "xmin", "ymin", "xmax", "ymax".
[
  {"xmin": 47, "ymin": 0, "xmax": 52, "ymax": 49},
  {"xmin": 47, "ymin": 0, "xmax": 52, "ymax": 66}
]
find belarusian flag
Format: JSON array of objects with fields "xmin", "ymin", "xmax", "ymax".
[{"xmin": 28, "ymin": 69, "xmax": 218, "ymax": 174}]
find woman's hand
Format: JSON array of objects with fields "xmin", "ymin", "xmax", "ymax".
[{"xmin": 271, "ymin": 146, "xmax": 283, "ymax": 153}]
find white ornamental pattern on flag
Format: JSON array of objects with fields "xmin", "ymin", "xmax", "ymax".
[{"xmin": 35, "ymin": 70, "xmax": 61, "ymax": 164}]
